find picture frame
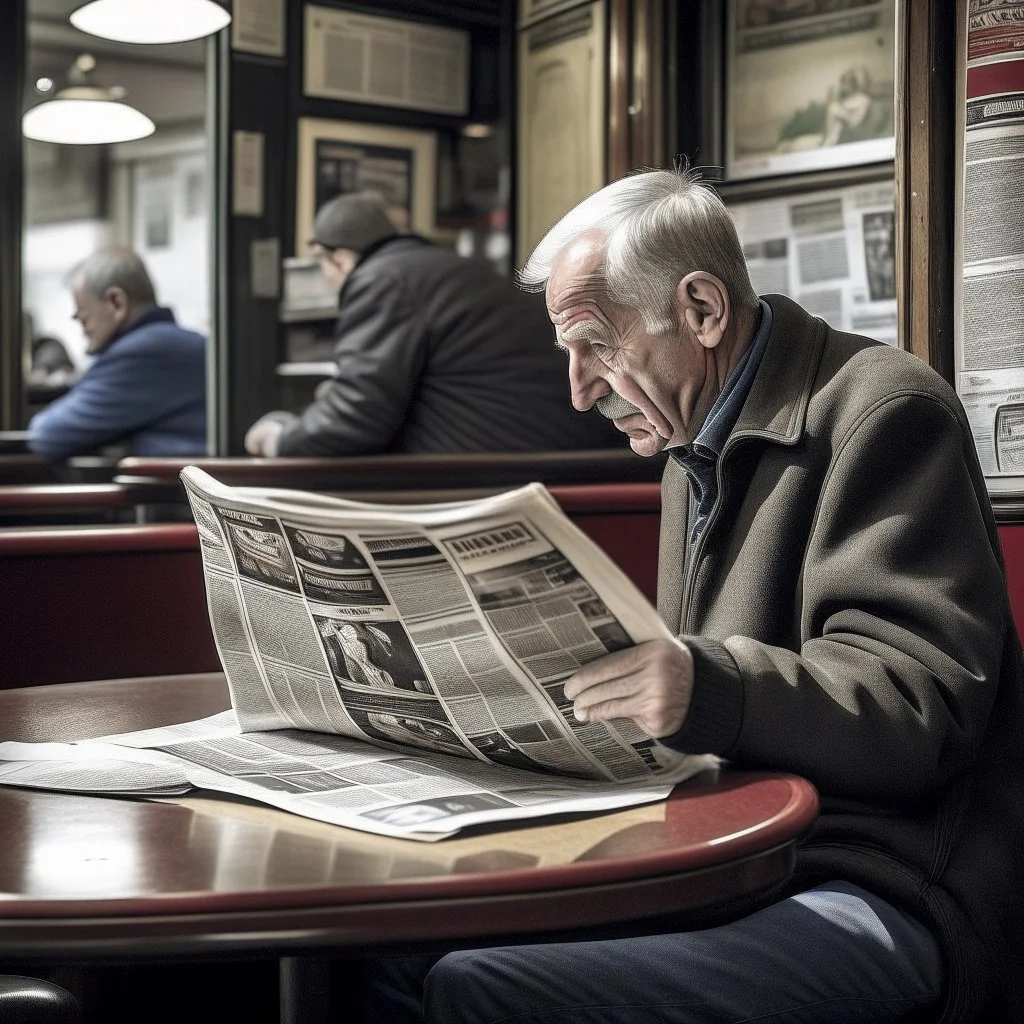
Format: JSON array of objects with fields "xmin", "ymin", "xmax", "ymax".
[
  {"xmin": 726, "ymin": 175, "xmax": 898, "ymax": 344},
  {"xmin": 951, "ymin": 0, "xmax": 1024, "ymax": 496},
  {"xmin": 724, "ymin": 0, "xmax": 897, "ymax": 182},
  {"xmin": 295, "ymin": 118, "xmax": 438, "ymax": 258},
  {"xmin": 516, "ymin": 1, "xmax": 606, "ymax": 262},
  {"xmin": 304, "ymin": 5, "xmax": 469, "ymax": 117},
  {"xmin": 517, "ymin": 0, "xmax": 594, "ymax": 29}
]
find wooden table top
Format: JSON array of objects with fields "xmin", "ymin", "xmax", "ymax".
[{"xmin": 0, "ymin": 674, "xmax": 818, "ymax": 960}]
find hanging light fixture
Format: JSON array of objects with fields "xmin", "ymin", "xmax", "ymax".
[
  {"xmin": 22, "ymin": 54, "xmax": 155, "ymax": 145},
  {"xmin": 70, "ymin": 0, "xmax": 231, "ymax": 45}
]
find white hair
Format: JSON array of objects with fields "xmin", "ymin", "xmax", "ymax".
[
  {"xmin": 70, "ymin": 246, "xmax": 157, "ymax": 306},
  {"xmin": 518, "ymin": 167, "xmax": 759, "ymax": 333}
]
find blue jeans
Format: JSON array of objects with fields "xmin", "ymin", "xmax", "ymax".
[{"xmin": 349, "ymin": 882, "xmax": 943, "ymax": 1023}]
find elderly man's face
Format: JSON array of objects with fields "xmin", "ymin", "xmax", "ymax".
[
  {"xmin": 545, "ymin": 236, "xmax": 707, "ymax": 457},
  {"xmin": 71, "ymin": 279, "xmax": 128, "ymax": 354}
]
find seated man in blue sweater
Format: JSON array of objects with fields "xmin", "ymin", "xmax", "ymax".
[{"xmin": 27, "ymin": 247, "xmax": 206, "ymax": 458}]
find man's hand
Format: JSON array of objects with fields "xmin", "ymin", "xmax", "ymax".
[
  {"xmin": 563, "ymin": 638, "xmax": 694, "ymax": 737},
  {"xmin": 244, "ymin": 412, "xmax": 295, "ymax": 456}
]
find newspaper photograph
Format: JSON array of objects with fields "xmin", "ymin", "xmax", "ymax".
[
  {"xmin": 0, "ymin": 469, "xmax": 718, "ymax": 840},
  {"xmin": 728, "ymin": 179, "xmax": 898, "ymax": 343},
  {"xmin": 725, "ymin": 0, "xmax": 896, "ymax": 180},
  {"xmin": 955, "ymin": 1, "xmax": 1024, "ymax": 487}
]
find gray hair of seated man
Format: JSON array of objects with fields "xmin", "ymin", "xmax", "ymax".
[
  {"xmin": 70, "ymin": 246, "xmax": 158, "ymax": 306},
  {"xmin": 518, "ymin": 167, "xmax": 759, "ymax": 335}
]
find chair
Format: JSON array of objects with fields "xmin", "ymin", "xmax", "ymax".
[{"xmin": 0, "ymin": 976, "xmax": 82, "ymax": 1023}]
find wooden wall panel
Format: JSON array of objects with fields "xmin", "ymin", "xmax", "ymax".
[{"xmin": 895, "ymin": 0, "xmax": 956, "ymax": 379}]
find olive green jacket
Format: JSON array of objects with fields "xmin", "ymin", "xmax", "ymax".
[{"xmin": 658, "ymin": 294, "xmax": 1024, "ymax": 1022}]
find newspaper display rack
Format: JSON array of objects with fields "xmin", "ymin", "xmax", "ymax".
[{"xmin": 0, "ymin": 468, "xmax": 717, "ymax": 840}]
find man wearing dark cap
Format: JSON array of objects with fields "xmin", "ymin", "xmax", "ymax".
[{"xmin": 244, "ymin": 192, "xmax": 618, "ymax": 457}]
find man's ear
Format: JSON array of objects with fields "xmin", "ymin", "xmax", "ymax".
[
  {"xmin": 105, "ymin": 286, "xmax": 130, "ymax": 321},
  {"xmin": 675, "ymin": 272, "xmax": 730, "ymax": 350}
]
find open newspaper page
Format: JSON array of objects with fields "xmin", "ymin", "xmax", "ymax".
[{"xmin": 0, "ymin": 468, "xmax": 718, "ymax": 840}]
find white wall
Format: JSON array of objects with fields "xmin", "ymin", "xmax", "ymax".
[
  {"xmin": 130, "ymin": 145, "xmax": 210, "ymax": 336},
  {"xmin": 23, "ymin": 219, "xmax": 113, "ymax": 367}
]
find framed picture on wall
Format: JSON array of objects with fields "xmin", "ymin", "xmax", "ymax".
[
  {"xmin": 516, "ymin": 1, "xmax": 606, "ymax": 263},
  {"xmin": 953, "ymin": 0, "xmax": 1024, "ymax": 494},
  {"xmin": 304, "ymin": 5, "xmax": 468, "ymax": 116},
  {"xmin": 725, "ymin": 0, "xmax": 897, "ymax": 181},
  {"xmin": 295, "ymin": 118, "xmax": 437, "ymax": 257},
  {"xmin": 726, "ymin": 175, "xmax": 898, "ymax": 343},
  {"xmin": 517, "ymin": 0, "xmax": 593, "ymax": 27}
]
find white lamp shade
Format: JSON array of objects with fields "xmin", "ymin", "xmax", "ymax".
[
  {"xmin": 70, "ymin": 0, "xmax": 231, "ymax": 44},
  {"xmin": 23, "ymin": 98, "xmax": 156, "ymax": 145}
]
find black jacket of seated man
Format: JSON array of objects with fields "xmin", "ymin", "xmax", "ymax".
[{"xmin": 272, "ymin": 235, "xmax": 621, "ymax": 457}]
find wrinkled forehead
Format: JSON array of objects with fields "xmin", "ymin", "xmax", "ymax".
[{"xmin": 545, "ymin": 234, "xmax": 609, "ymax": 320}]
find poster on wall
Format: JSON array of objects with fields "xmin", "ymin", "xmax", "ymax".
[
  {"xmin": 954, "ymin": 0, "xmax": 1024, "ymax": 491},
  {"xmin": 516, "ymin": 2, "xmax": 606, "ymax": 262},
  {"xmin": 304, "ymin": 5, "xmax": 468, "ymax": 116},
  {"xmin": 295, "ymin": 118, "xmax": 437, "ymax": 257},
  {"xmin": 727, "ymin": 178, "xmax": 898, "ymax": 344},
  {"xmin": 232, "ymin": 130, "xmax": 264, "ymax": 217},
  {"xmin": 231, "ymin": 0, "xmax": 286, "ymax": 58},
  {"xmin": 725, "ymin": 0, "xmax": 896, "ymax": 181}
]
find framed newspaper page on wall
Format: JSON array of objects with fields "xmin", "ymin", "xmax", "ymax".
[
  {"xmin": 295, "ymin": 118, "xmax": 437, "ymax": 258},
  {"xmin": 725, "ymin": 0, "xmax": 897, "ymax": 181},
  {"xmin": 953, "ymin": 0, "xmax": 1024, "ymax": 496},
  {"xmin": 304, "ymin": 5, "xmax": 469, "ymax": 116},
  {"xmin": 516, "ymin": 1, "xmax": 606, "ymax": 263},
  {"xmin": 726, "ymin": 176, "xmax": 898, "ymax": 344}
]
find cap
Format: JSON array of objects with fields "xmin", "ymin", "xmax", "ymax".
[{"xmin": 310, "ymin": 192, "xmax": 399, "ymax": 253}]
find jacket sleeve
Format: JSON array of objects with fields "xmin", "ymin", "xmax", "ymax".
[
  {"xmin": 663, "ymin": 392, "xmax": 1007, "ymax": 802},
  {"xmin": 276, "ymin": 271, "xmax": 428, "ymax": 457},
  {"xmin": 26, "ymin": 341, "xmax": 192, "ymax": 459}
]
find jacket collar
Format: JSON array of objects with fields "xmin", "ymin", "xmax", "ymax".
[
  {"xmin": 106, "ymin": 306, "xmax": 175, "ymax": 349},
  {"xmin": 729, "ymin": 293, "xmax": 828, "ymax": 447},
  {"xmin": 338, "ymin": 234, "xmax": 434, "ymax": 305}
]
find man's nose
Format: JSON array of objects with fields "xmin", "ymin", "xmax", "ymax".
[{"xmin": 567, "ymin": 352, "xmax": 608, "ymax": 412}]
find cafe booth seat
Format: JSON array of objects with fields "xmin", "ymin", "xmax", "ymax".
[{"xmin": 0, "ymin": 524, "xmax": 218, "ymax": 689}]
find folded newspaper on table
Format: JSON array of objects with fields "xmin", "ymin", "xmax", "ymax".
[{"xmin": 0, "ymin": 467, "xmax": 718, "ymax": 840}]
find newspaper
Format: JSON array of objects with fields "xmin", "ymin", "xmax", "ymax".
[{"xmin": 0, "ymin": 468, "xmax": 718, "ymax": 840}]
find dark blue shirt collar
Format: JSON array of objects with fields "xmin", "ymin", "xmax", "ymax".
[
  {"xmin": 107, "ymin": 306, "xmax": 176, "ymax": 348},
  {"xmin": 673, "ymin": 298, "xmax": 772, "ymax": 463}
]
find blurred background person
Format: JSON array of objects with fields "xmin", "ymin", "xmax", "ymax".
[
  {"xmin": 28, "ymin": 333, "xmax": 76, "ymax": 388},
  {"xmin": 27, "ymin": 246, "xmax": 206, "ymax": 459},
  {"xmin": 244, "ymin": 191, "xmax": 618, "ymax": 457}
]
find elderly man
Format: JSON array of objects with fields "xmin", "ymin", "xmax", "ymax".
[
  {"xmin": 27, "ymin": 247, "xmax": 206, "ymax": 458},
  {"xmin": 352, "ymin": 169, "xmax": 1024, "ymax": 1023},
  {"xmin": 244, "ymin": 191, "xmax": 618, "ymax": 457}
]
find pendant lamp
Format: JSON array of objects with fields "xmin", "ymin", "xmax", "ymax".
[
  {"xmin": 23, "ymin": 56, "xmax": 155, "ymax": 145},
  {"xmin": 70, "ymin": 0, "xmax": 231, "ymax": 45}
]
